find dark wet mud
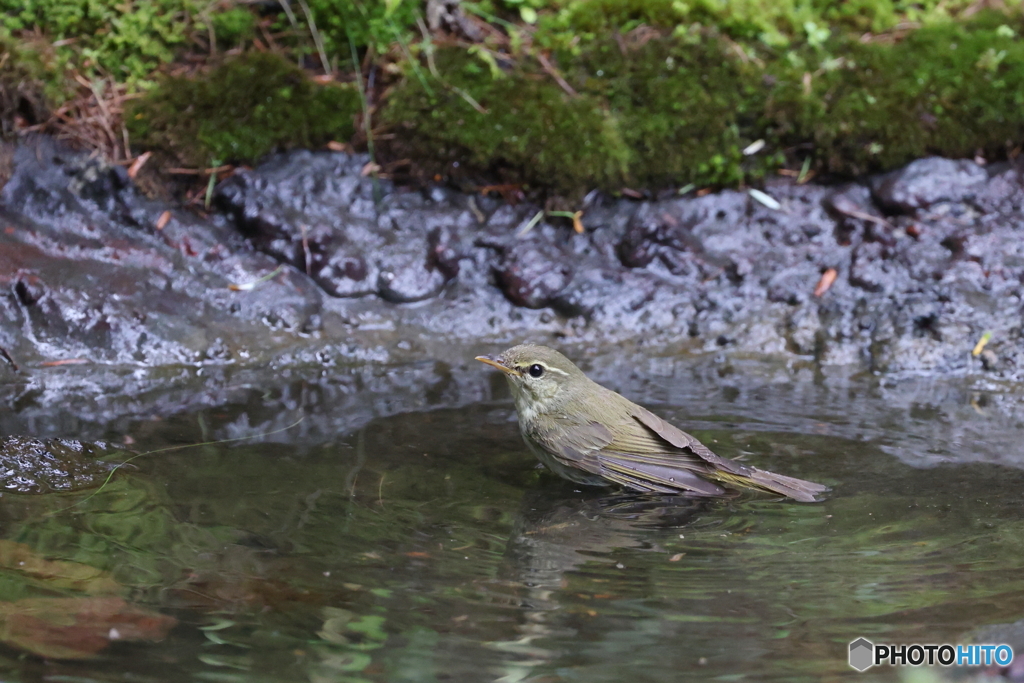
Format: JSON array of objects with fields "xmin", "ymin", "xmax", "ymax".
[{"xmin": 2, "ymin": 136, "xmax": 1023, "ymax": 389}]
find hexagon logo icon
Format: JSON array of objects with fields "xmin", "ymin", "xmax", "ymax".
[{"xmin": 849, "ymin": 638, "xmax": 874, "ymax": 671}]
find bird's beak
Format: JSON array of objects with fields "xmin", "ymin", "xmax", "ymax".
[{"xmin": 475, "ymin": 355, "xmax": 516, "ymax": 375}]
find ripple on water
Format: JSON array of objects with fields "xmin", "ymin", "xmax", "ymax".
[{"xmin": 0, "ymin": 367, "xmax": 1022, "ymax": 682}]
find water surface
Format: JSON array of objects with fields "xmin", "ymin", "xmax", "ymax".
[{"xmin": 1, "ymin": 357, "xmax": 1023, "ymax": 682}]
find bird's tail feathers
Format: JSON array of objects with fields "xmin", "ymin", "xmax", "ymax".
[{"xmin": 718, "ymin": 467, "xmax": 828, "ymax": 503}]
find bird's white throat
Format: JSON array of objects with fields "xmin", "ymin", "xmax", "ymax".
[{"xmin": 508, "ymin": 381, "xmax": 559, "ymax": 423}]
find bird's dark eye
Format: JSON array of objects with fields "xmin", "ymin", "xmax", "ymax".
[{"xmin": 528, "ymin": 364, "xmax": 544, "ymax": 378}]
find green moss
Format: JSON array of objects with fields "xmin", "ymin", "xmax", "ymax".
[
  {"xmin": 767, "ymin": 15, "xmax": 1024, "ymax": 175},
  {"xmin": 572, "ymin": 34, "xmax": 779, "ymax": 187},
  {"xmin": 540, "ymin": 0, "xmax": 810, "ymax": 45},
  {"xmin": 384, "ymin": 11, "xmax": 1024, "ymax": 197},
  {"xmin": 210, "ymin": 7, "xmax": 257, "ymax": 47},
  {"xmin": 0, "ymin": 0, "xmax": 200, "ymax": 85},
  {"xmin": 384, "ymin": 49, "xmax": 631, "ymax": 196},
  {"xmin": 5, "ymin": 0, "xmax": 1024, "ymax": 198},
  {"xmin": 306, "ymin": 0, "xmax": 421, "ymax": 55},
  {"xmin": 532, "ymin": 0, "xmax": 1014, "ymax": 48},
  {"xmin": 126, "ymin": 52, "xmax": 361, "ymax": 167},
  {"xmin": 0, "ymin": 30, "xmax": 72, "ymax": 123},
  {"xmin": 384, "ymin": 35, "xmax": 781, "ymax": 195}
]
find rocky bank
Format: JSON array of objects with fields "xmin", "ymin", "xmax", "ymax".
[{"xmin": 2, "ymin": 136, "xmax": 1023, "ymax": 381}]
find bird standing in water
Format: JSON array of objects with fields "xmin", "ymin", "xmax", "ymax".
[{"xmin": 476, "ymin": 344, "xmax": 827, "ymax": 502}]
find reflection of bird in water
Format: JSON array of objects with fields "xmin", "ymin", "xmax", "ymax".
[
  {"xmin": 487, "ymin": 487, "xmax": 710, "ymax": 682},
  {"xmin": 507, "ymin": 488, "xmax": 709, "ymax": 587}
]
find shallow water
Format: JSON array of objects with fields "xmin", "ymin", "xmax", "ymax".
[{"xmin": 2, "ymin": 356, "xmax": 1024, "ymax": 682}]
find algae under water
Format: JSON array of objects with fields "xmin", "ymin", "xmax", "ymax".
[{"xmin": 0, "ymin": 356, "xmax": 1022, "ymax": 682}]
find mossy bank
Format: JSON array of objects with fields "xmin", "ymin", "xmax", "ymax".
[{"xmin": 2, "ymin": 1, "xmax": 1024, "ymax": 198}]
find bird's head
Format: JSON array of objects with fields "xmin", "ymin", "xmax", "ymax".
[{"xmin": 475, "ymin": 344, "xmax": 586, "ymax": 417}]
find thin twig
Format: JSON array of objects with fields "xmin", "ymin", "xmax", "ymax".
[
  {"xmin": 207, "ymin": 14, "xmax": 217, "ymax": 56},
  {"xmin": 228, "ymin": 264, "xmax": 286, "ymax": 292},
  {"xmin": 277, "ymin": 0, "xmax": 299, "ymax": 27},
  {"xmin": 451, "ymin": 85, "xmax": 488, "ymax": 113},
  {"xmin": 299, "ymin": 223, "xmax": 312, "ymax": 276},
  {"xmin": 413, "ymin": 13, "xmax": 487, "ymax": 113},
  {"xmin": 49, "ymin": 417, "xmax": 306, "ymax": 516},
  {"xmin": 73, "ymin": 75, "xmax": 121, "ymax": 158},
  {"xmin": 297, "ymin": 0, "xmax": 331, "ymax": 75},
  {"xmin": 127, "ymin": 151, "xmax": 151, "ymax": 179},
  {"xmin": 348, "ymin": 34, "xmax": 377, "ymax": 174},
  {"xmin": 0, "ymin": 347, "xmax": 18, "ymax": 372},
  {"xmin": 205, "ymin": 163, "xmax": 220, "ymax": 208},
  {"xmin": 121, "ymin": 124, "xmax": 130, "ymax": 159},
  {"xmin": 814, "ymin": 268, "xmax": 838, "ymax": 297},
  {"xmin": 416, "ymin": 16, "xmax": 440, "ymax": 79},
  {"xmin": 389, "ymin": 16, "xmax": 431, "ymax": 94},
  {"xmin": 166, "ymin": 165, "xmax": 232, "ymax": 175},
  {"xmin": 345, "ymin": 428, "xmax": 367, "ymax": 499},
  {"xmin": 535, "ymin": 51, "xmax": 577, "ymax": 97}
]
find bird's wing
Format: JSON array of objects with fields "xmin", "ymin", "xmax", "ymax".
[
  {"xmin": 529, "ymin": 417, "xmax": 614, "ymax": 472},
  {"xmin": 529, "ymin": 416, "xmax": 717, "ymax": 494},
  {"xmin": 628, "ymin": 404, "xmax": 754, "ymax": 477},
  {"xmin": 551, "ymin": 402, "xmax": 725, "ymax": 496},
  {"xmin": 596, "ymin": 454, "xmax": 726, "ymax": 495},
  {"xmin": 626, "ymin": 404, "xmax": 827, "ymax": 501}
]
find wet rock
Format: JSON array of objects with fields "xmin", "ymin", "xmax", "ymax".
[
  {"xmin": 979, "ymin": 348, "xmax": 999, "ymax": 371},
  {"xmin": 767, "ymin": 265, "xmax": 817, "ymax": 305},
  {"xmin": 13, "ymin": 273, "xmax": 46, "ymax": 306},
  {"xmin": 826, "ymin": 184, "xmax": 891, "ymax": 245},
  {"xmin": 971, "ymin": 165, "xmax": 1024, "ymax": 214},
  {"xmin": 618, "ymin": 215, "xmax": 661, "ymax": 268},
  {"xmin": 216, "ymin": 152, "xmax": 462, "ymax": 304},
  {"xmin": 428, "ymin": 226, "xmax": 463, "ymax": 279},
  {"xmin": 850, "ymin": 241, "xmax": 894, "ymax": 293},
  {"xmin": 377, "ymin": 239, "xmax": 449, "ymax": 303},
  {"xmin": 0, "ymin": 436, "xmax": 116, "ymax": 493},
  {"xmin": 0, "ymin": 138, "xmax": 323, "ymax": 367},
  {"xmin": 496, "ymin": 240, "xmax": 574, "ymax": 309},
  {"xmin": 215, "ymin": 155, "xmax": 385, "ymax": 298},
  {"xmin": 894, "ymin": 230, "xmax": 950, "ymax": 282},
  {"xmin": 552, "ymin": 268, "xmax": 658, "ymax": 321},
  {"xmin": 786, "ymin": 307, "xmax": 821, "ymax": 356},
  {"xmin": 618, "ymin": 210, "xmax": 708, "ymax": 274},
  {"xmin": 4, "ymin": 136, "xmax": 1024, "ymax": 382},
  {"xmin": 871, "ymin": 157, "xmax": 988, "ymax": 213},
  {"xmin": 204, "ymin": 338, "xmax": 233, "ymax": 362},
  {"xmin": 313, "ymin": 248, "xmax": 378, "ymax": 298}
]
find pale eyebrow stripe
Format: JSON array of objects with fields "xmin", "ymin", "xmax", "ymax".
[{"xmin": 545, "ymin": 366, "xmax": 569, "ymax": 376}]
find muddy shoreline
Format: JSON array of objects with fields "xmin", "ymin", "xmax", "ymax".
[
  {"xmin": 0, "ymin": 135, "xmax": 1023, "ymax": 458},
  {"xmin": 3, "ymin": 136, "xmax": 1022, "ymax": 378}
]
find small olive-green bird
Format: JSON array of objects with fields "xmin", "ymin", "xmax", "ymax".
[{"xmin": 476, "ymin": 344, "xmax": 827, "ymax": 502}]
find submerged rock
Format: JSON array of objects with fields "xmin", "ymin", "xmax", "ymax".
[{"xmin": 0, "ymin": 436, "xmax": 117, "ymax": 493}]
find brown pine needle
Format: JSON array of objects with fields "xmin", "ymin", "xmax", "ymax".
[
  {"xmin": 814, "ymin": 268, "xmax": 838, "ymax": 297},
  {"xmin": 972, "ymin": 331, "xmax": 993, "ymax": 356},
  {"xmin": 127, "ymin": 152, "xmax": 151, "ymax": 179},
  {"xmin": 155, "ymin": 210, "xmax": 172, "ymax": 230},
  {"xmin": 228, "ymin": 265, "xmax": 285, "ymax": 291}
]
